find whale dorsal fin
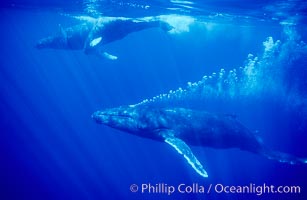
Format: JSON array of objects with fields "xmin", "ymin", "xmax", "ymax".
[
  {"xmin": 161, "ymin": 131, "xmax": 208, "ymax": 178},
  {"xmin": 58, "ymin": 24, "xmax": 67, "ymax": 43},
  {"xmin": 58, "ymin": 24, "xmax": 66, "ymax": 37}
]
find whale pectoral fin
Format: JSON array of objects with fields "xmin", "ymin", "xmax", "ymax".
[
  {"xmin": 85, "ymin": 47, "xmax": 118, "ymax": 60},
  {"xmin": 89, "ymin": 37, "xmax": 102, "ymax": 47},
  {"xmin": 100, "ymin": 51, "xmax": 118, "ymax": 60},
  {"xmin": 164, "ymin": 136, "xmax": 208, "ymax": 178}
]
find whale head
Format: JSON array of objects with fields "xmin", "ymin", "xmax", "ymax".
[
  {"xmin": 35, "ymin": 35, "xmax": 67, "ymax": 49},
  {"xmin": 92, "ymin": 105, "xmax": 170, "ymax": 137}
]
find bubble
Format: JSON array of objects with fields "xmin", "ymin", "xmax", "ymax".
[{"xmin": 135, "ymin": 28, "xmax": 305, "ymax": 110}]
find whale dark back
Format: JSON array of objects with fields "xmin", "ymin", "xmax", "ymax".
[{"xmin": 92, "ymin": 20, "xmax": 163, "ymax": 45}]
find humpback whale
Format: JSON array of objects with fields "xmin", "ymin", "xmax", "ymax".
[
  {"xmin": 36, "ymin": 17, "xmax": 172, "ymax": 60},
  {"xmin": 92, "ymin": 105, "xmax": 307, "ymax": 178}
]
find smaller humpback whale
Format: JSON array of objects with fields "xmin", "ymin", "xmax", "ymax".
[
  {"xmin": 36, "ymin": 17, "xmax": 172, "ymax": 60},
  {"xmin": 92, "ymin": 105, "xmax": 307, "ymax": 178}
]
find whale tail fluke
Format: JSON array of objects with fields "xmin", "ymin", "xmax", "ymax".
[
  {"xmin": 261, "ymin": 148, "xmax": 307, "ymax": 165},
  {"xmin": 159, "ymin": 21, "xmax": 174, "ymax": 32}
]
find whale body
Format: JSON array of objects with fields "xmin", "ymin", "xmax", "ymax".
[
  {"xmin": 36, "ymin": 17, "xmax": 172, "ymax": 59},
  {"xmin": 92, "ymin": 105, "xmax": 307, "ymax": 178}
]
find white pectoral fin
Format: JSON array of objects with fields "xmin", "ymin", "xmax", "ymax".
[
  {"xmin": 89, "ymin": 37, "xmax": 102, "ymax": 47},
  {"xmin": 164, "ymin": 137, "xmax": 208, "ymax": 178},
  {"xmin": 102, "ymin": 52, "xmax": 118, "ymax": 60}
]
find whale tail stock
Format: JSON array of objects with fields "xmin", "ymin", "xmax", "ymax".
[
  {"xmin": 260, "ymin": 147, "xmax": 307, "ymax": 165},
  {"xmin": 246, "ymin": 134, "xmax": 307, "ymax": 165}
]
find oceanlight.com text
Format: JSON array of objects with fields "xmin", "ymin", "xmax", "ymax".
[{"xmin": 129, "ymin": 183, "xmax": 301, "ymax": 196}]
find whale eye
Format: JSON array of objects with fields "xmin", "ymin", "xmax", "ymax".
[{"xmin": 137, "ymin": 122, "xmax": 147, "ymax": 130}]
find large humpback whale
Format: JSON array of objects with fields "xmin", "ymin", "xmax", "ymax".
[
  {"xmin": 36, "ymin": 17, "xmax": 172, "ymax": 60},
  {"xmin": 92, "ymin": 105, "xmax": 307, "ymax": 178}
]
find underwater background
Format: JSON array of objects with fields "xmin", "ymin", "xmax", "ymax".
[{"xmin": 1, "ymin": 0, "xmax": 307, "ymax": 199}]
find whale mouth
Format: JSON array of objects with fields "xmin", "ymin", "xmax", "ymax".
[
  {"xmin": 95, "ymin": 112, "xmax": 132, "ymax": 118},
  {"xmin": 92, "ymin": 111, "xmax": 134, "ymax": 123},
  {"xmin": 106, "ymin": 113, "xmax": 133, "ymax": 119}
]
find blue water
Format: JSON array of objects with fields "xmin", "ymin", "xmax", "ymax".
[{"xmin": 1, "ymin": 0, "xmax": 307, "ymax": 199}]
